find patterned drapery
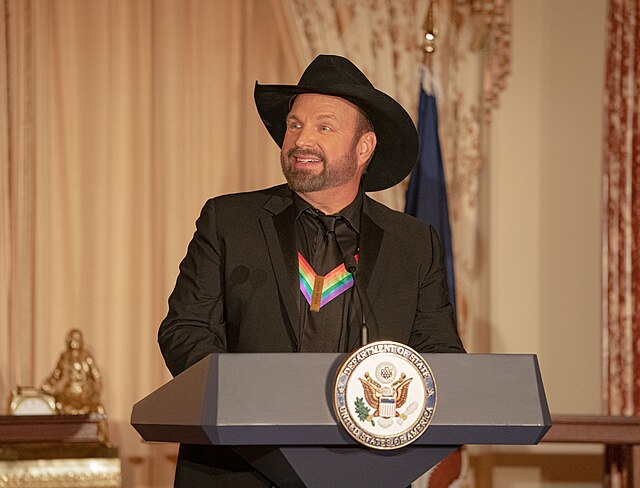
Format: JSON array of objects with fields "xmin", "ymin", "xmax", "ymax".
[
  {"xmin": 429, "ymin": 0, "xmax": 511, "ymax": 349},
  {"xmin": 603, "ymin": 0, "xmax": 640, "ymax": 486},
  {"xmin": 284, "ymin": 0, "xmax": 512, "ymax": 354},
  {"xmin": 284, "ymin": 0, "xmax": 427, "ymax": 211},
  {"xmin": 284, "ymin": 1, "xmax": 511, "ymax": 486}
]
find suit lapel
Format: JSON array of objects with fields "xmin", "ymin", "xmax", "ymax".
[
  {"xmin": 259, "ymin": 189, "xmax": 394, "ymax": 351},
  {"xmin": 347, "ymin": 196, "xmax": 394, "ymax": 350},
  {"xmin": 260, "ymin": 188, "xmax": 300, "ymax": 346}
]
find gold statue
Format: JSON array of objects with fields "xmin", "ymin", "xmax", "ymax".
[
  {"xmin": 42, "ymin": 329, "xmax": 105, "ymax": 416},
  {"xmin": 43, "ymin": 328, "xmax": 106, "ymax": 407},
  {"xmin": 41, "ymin": 329, "xmax": 109, "ymax": 442}
]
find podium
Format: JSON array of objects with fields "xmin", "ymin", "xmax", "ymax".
[{"xmin": 132, "ymin": 353, "xmax": 551, "ymax": 488}]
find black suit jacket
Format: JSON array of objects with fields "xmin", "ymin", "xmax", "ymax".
[{"xmin": 158, "ymin": 184, "xmax": 464, "ymax": 486}]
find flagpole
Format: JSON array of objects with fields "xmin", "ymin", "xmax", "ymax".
[{"xmin": 422, "ymin": 0, "xmax": 438, "ymax": 67}]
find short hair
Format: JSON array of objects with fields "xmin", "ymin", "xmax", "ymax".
[
  {"xmin": 354, "ymin": 108, "xmax": 374, "ymax": 138},
  {"xmin": 353, "ymin": 108, "xmax": 375, "ymax": 171}
]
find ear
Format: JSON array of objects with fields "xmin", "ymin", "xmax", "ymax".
[{"xmin": 357, "ymin": 131, "xmax": 377, "ymax": 169}]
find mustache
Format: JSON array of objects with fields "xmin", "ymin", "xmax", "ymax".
[{"xmin": 286, "ymin": 147, "xmax": 325, "ymax": 160}]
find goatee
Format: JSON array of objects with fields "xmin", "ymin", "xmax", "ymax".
[{"xmin": 280, "ymin": 145, "xmax": 358, "ymax": 193}]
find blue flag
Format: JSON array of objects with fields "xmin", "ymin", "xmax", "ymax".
[{"xmin": 405, "ymin": 87, "xmax": 456, "ymax": 315}]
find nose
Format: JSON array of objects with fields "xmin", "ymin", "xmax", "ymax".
[{"xmin": 293, "ymin": 125, "xmax": 316, "ymax": 148}]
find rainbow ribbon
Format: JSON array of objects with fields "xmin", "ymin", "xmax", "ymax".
[{"xmin": 299, "ymin": 252, "xmax": 358, "ymax": 311}]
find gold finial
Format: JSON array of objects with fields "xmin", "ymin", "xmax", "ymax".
[{"xmin": 422, "ymin": 1, "xmax": 438, "ymax": 64}]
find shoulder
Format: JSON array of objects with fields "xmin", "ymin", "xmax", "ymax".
[
  {"xmin": 199, "ymin": 184, "xmax": 290, "ymax": 218},
  {"xmin": 206, "ymin": 184, "xmax": 290, "ymax": 210},
  {"xmin": 194, "ymin": 184, "xmax": 291, "ymax": 237},
  {"xmin": 364, "ymin": 195, "xmax": 435, "ymax": 234},
  {"xmin": 364, "ymin": 195, "xmax": 442, "ymax": 258}
]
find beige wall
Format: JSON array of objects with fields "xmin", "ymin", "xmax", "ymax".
[
  {"xmin": 490, "ymin": 0, "xmax": 605, "ymax": 417},
  {"xmin": 475, "ymin": 0, "xmax": 606, "ymax": 485}
]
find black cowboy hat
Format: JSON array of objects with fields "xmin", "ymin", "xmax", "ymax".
[{"xmin": 254, "ymin": 54, "xmax": 419, "ymax": 192}]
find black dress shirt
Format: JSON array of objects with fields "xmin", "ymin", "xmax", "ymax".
[{"xmin": 292, "ymin": 190, "xmax": 362, "ymax": 351}]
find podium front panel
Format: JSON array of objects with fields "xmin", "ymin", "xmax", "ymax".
[{"xmin": 132, "ymin": 353, "xmax": 551, "ymax": 446}]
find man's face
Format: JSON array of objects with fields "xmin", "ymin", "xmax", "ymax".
[{"xmin": 280, "ymin": 94, "xmax": 365, "ymax": 193}]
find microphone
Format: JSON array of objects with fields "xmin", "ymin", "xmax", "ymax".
[{"xmin": 344, "ymin": 254, "xmax": 375, "ymax": 347}]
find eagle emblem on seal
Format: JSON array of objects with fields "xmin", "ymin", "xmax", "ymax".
[
  {"xmin": 334, "ymin": 341, "xmax": 437, "ymax": 449},
  {"xmin": 354, "ymin": 361, "xmax": 419, "ymax": 429}
]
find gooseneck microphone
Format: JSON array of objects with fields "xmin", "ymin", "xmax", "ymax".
[{"xmin": 344, "ymin": 254, "xmax": 376, "ymax": 347}]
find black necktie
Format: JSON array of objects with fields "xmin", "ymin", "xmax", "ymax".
[
  {"xmin": 313, "ymin": 214, "xmax": 341, "ymax": 274},
  {"xmin": 300, "ymin": 213, "xmax": 344, "ymax": 351}
]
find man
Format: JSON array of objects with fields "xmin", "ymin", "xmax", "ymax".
[{"xmin": 159, "ymin": 54, "xmax": 464, "ymax": 487}]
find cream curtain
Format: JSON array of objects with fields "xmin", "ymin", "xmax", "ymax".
[
  {"xmin": 1, "ymin": 1, "xmax": 299, "ymax": 486},
  {"xmin": 420, "ymin": 2, "xmax": 512, "ymax": 484},
  {"xmin": 430, "ymin": 0, "xmax": 512, "ymax": 352},
  {"xmin": 2, "ymin": 0, "xmax": 511, "ymax": 486},
  {"xmin": 1, "ymin": 0, "xmax": 38, "ymax": 404}
]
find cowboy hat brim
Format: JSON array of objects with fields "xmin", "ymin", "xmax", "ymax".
[{"xmin": 254, "ymin": 77, "xmax": 418, "ymax": 192}]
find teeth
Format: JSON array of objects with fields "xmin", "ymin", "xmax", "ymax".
[{"xmin": 297, "ymin": 158, "xmax": 320, "ymax": 163}]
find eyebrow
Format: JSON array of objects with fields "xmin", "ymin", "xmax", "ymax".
[{"xmin": 286, "ymin": 113, "xmax": 339, "ymax": 123}]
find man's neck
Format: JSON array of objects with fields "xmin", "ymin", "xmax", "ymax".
[{"xmin": 295, "ymin": 184, "xmax": 360, "ymax": 215}]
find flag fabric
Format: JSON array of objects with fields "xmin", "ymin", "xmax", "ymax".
[{"xmin": 405, "ymin": 82, "xmax": 456, "ymax": 316}]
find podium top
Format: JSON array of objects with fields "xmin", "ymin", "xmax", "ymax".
[{"xmin": 132, "ymin": 353, "xmax": 551, "ymax": 446}]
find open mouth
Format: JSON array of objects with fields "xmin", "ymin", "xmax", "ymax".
[
  {"xmin": 288, "ymin": 148, "xmax": 324, "ymax": 165},
  {"xmin": 295, "ymin": 157, "xmax": 322, "ymax": 164}
]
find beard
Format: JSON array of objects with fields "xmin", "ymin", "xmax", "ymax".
[{"xmin": 280, "ymin": 142, "xmax": 359, "ymax": 193}]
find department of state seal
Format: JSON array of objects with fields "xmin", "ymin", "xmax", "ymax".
[{"xmin": 333, "ymin": 341, "xmax": 436, "ymax": 450}]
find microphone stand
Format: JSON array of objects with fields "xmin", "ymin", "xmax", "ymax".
[{"xmin": 344, "ymin": 255, "xmax": 375, "ymax": 347}]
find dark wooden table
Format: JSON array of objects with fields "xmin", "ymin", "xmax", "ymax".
[
  {"xmin": 0, "ymin": 414, "xmax": 121, "ymax": 486},
  {"xmin": 543, "ymin": 415, "xmax": 640, "ymax": 487},
  {"xmin": 0, "ymin": 413, "xmax": 104, "ymax": 443}
]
